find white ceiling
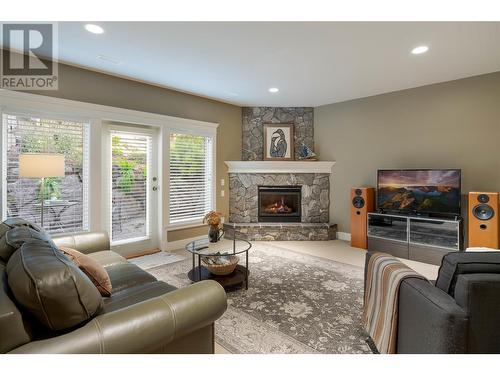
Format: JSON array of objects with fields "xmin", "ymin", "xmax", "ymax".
[{"xmin": 8, "ymin": 22, "xmax": 500, "ymax": 106}]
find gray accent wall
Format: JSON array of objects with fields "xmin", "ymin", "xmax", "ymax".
[{"xmin": 315, "ymin": 72, "xmax": 500, "ymax": 234}]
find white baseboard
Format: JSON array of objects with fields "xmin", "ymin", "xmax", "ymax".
[
  {"xmin": 337, "ymin": 231, "xmax": 351, "ymax": 241},
  {"xmin": 166, "ymin": 235, "xmax": 206, "ymax": 251}
]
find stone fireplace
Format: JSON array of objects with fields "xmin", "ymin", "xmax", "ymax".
[
  {"xmin": 223, "ymin": 161, "xmax": 336, "ymax": 241},
  {"xmin": 228, "ymin": 171, "xmax": 330, "ymax": 223},
  {"xmin": 258, "ymin": 186, "xmax": 301, "ymax": 223},
  {"xmin": 224, "ymin": 106, "xmax": 336, "ymax": 241}
]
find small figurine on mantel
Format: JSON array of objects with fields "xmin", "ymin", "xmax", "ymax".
[{"xmin": 297, "ymin": 143, "xmax": 318, "ymax": 161}]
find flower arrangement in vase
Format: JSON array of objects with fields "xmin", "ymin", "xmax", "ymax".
[{"xmin": 203, "ymin": 211, "xmax": 224, "ymax": 243}]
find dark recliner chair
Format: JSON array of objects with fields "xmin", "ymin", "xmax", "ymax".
[{"xmin": 365, "ymin": 251, "xmax": 500, "ymax": 353}]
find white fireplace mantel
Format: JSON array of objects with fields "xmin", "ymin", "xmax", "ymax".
[{"xmin": 224, "ymin": 161, "xmax": 336, "ymax": 174}]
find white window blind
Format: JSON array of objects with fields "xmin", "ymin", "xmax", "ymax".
[
  {"xmin": 110, "ymin": 131, "xmax": 152, "ymax": 243},
  {"xmin": 169, "ymin": 133, "xmax": 213, "ymax": 224},
  {"xmin": 3, "ymin": 113, "xmax": 90, "ymax": 234}
]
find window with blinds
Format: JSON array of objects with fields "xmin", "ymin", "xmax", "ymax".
[
  {"xmin": 169, "ymin": 133, "xmax": 214, "ymax": 224},
  {"xmin": 110, "ymin": 131, "xmax": 152, "ymax": 243},
  {"xmin": 2, "ymin": 113, "xmax": 90, "ymax": 234}
]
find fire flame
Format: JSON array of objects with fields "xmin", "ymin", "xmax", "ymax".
[{"xmin": 264, "ymin": 197, "xmax": 292, "ymax": 214}]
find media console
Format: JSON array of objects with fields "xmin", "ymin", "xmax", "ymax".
[{"xmin": 367, "ymin": 212, "xmax": 464, "ymax": 265}]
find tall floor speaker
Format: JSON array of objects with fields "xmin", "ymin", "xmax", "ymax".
[
  {"xmin": 468, "ymin": 192, "xmax": 499, "ymax": 249},
  {"xmin": 350, "ymin": 187, "xmax": 375, "ymax": 249}
]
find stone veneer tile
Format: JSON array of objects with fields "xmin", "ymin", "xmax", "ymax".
[
  {"xmin": 223, "ymin": 223, "xmax": 337, "ymax": 241},
  {"xmin": 229, "ymin": 173, "xmax": 330, "ymax": 223},
  {"xmin": 242, "ymin": 107, "xmax": 314, "ymax": 161}
]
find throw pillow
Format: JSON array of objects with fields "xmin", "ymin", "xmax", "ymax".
[
  {"xmin": 59, "ymin": 246, "xmax": 113, "ymax": 297},
  {"xmin": 2, "ymin": 225, "xmax": 53, "ymax": 264},
  {"xmin": 6, "ymin": 239, "xmax": 103, "ymax": 331}
]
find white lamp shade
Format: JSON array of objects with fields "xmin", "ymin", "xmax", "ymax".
[{"xmin": 19, "ymin": 153, "xmax": 65, "ymax": 178}]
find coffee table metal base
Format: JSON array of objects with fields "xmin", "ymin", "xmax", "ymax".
[{"xmin": 188, "ymin": 265, "xmax": 249, "ymax": 290}]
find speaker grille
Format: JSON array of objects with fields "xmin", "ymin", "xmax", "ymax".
[
  {"xmin": 473, "ymin": 204, "xmax": 494, "ymax": 221},
  {"xmin": 355, "ymin": 189, "xmax": 362, "ymax": 196},
  {"xmin": 352, "ymin": 196, "xmax": 365, "ymax": 209}
]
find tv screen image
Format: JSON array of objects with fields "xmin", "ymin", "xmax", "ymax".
[{"xmin": 377, "ymin": 169, "xmax": 461, "ymax": 215}]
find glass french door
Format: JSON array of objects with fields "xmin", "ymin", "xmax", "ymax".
[{"xmin": 107, "ymin": 126, "xmax": 159, "ymax": 254}]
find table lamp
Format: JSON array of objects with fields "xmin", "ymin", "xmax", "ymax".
[{"xmin": 19, "ymin": 153, "xmax": 65, "ymax": 228}]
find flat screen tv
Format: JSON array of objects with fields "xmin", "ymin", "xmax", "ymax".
[{"xmin": 377, "ymin": 169, "xmax": 461, "ymax": 215}]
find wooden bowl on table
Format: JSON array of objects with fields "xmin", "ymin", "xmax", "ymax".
[{"xmin": 202, "ymin": 255, "xmax": 239, "ymax": 275}]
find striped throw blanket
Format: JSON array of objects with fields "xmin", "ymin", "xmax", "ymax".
[{"xmin": 362, "ymin": 252, "xmax": 427, "ymax": 354}]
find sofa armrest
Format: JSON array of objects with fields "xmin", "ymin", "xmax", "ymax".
[
  {"xmin": 52, "ymin": 231, "xmax": 110, "ymax": 254},
  {"xmin": 397, "ymin": 278, "xmax": 468, "ymax": 353},
  {"xmin": 454, "ymin": 274, "xmax": 500, "ymax": 353},
  {"xmin": 9, "ymin": 280, "xmax": 227, "ymax": 354}
]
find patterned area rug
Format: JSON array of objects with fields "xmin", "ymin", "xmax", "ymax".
[{"xmin": 141, "ymin": 243, "xmax": 374, "ymax": 354}]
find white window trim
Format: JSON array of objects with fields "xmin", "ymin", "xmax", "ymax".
[
  {"xmin": 105, "ymin": 125, "xmax": 155, "ymax": 246},
  {"xmin": 0, "ymin": 90, "xmax": 219, "ymax": 132},
  {"xmin": 0, "ymin": 89, "xmax": 219, "ymax": 250},
  {"xmin": 0, "ymin": 109, "xmax": 91, "ymax": 234},
  {"xmin": 166, "ymin": 220, "xmax": 206, "ymax": 231},
  {"xmin": 0, "ymin": 108, "xmax": 6, "ymax": 221},
  {"xmin": 165, "ymin": 128, "xmax": 217, "ymax": 230}
]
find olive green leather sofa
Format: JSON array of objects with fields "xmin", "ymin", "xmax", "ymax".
[{"xmin": 0, "ymin": 219, "xmax": 227, "ymax": 354}]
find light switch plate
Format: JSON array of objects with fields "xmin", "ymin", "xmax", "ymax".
[
  {"xmin": 221, "ymin": 179, "xmax": 225, "ymax": 186},
  {"xmin": 221, "ymin": 190, "xmax": 225, "ymax": 197}
]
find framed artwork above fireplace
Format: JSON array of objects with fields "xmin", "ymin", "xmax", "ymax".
[{"xmin": 263, "ymin": 123, "xmax": 294, "ymax": 161}]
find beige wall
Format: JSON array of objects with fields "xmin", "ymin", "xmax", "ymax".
[
  {"xmin": 30, "ymin": 63, "xmax": 242, "ymax": 242},
  {"xmin": 25, "ymin": 61, "xmax": 500, "ymax": 240},
  {"xmin": 315, "ymin": 72, "xmax": 500, "ymax": 234}
]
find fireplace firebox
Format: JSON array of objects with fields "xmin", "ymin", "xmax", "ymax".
[{"xmin": 258, "ymin": 186, "xmax": 302, "ymax": 222}]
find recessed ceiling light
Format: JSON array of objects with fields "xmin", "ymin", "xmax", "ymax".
[
  {"xmin": 411, "ymin": 45, "xmax": 429, "ymax": 55},
  {"xmin": 268, "ymin": 87, "xmax": 279, "ymax": 93},
  {"xmin": 84, "ymin": 24, "xmax": 104, "ymax": 34}
]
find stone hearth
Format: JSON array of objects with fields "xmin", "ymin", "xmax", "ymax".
[{"xmin": 224, "ymin": 222, "xmax": 337, "ymax": 241}]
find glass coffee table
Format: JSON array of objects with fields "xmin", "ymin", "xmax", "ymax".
[{"xmin": 185, "ymin": 236, "xmax": 252, "ymax": 290}]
